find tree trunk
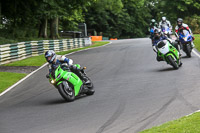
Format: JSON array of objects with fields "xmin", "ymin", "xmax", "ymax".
[
  {"xmin": 13, "ymin": 0, "xmax": 17, "ymax": 38},
  {"xmin": 0, "ymin": 2, "xmax": 1, "ymax": 25},
  {"xmin": 38, "ymin": 18, "xmax": 48, "ymax": 38},
  {"xmin": 50, "ymin": 17, "xmax": 59, "ymax": 39}
]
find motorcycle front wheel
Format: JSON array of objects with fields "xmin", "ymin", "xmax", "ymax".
[
  {"xmin": 58, "ymin": 81, "xmax": 75, "ymax": 102},
  {"xmin": 167, "ymin": 55, "xmax": 179, "ymax": 70},
  {"xmin": 186, "ymin": 43, "xmax": 192, "ymax": 57}
]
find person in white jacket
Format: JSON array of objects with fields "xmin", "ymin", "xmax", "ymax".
[{"xmin": 159, "ymin": 16, "xmax": 172, "ymax": 31}]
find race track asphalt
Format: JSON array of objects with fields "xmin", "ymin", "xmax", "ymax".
[{"xmin": 1, "ymin": 38, "xmax": 200, "ymax": 133}]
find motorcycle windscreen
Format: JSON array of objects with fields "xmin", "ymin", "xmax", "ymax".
[
  {"xmin": 162, "ymin": 25, "xmax": 172, "ymax": 34},
  {"xmin": 180, "ymin": 30, "xmax": 192, "ymax": 42},
  {"xmin": 180, "ymin": 30, "xmax": 189, "ymax": 38},
  {"xmin": 157, "ymin": 40, "xmax": 170, "ymax": 54},
  {"xmin": 162, "ymin": 25, "xmax": 169, "ymax": 31}
]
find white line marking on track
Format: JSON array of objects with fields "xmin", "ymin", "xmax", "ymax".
[
  {"xmin": 186, "ymin": 110, "xmax": 200, "ymax": 117},
  {"xmin": 192, "ymin": 49, "xmax": 200, "ymax": 58},
  {"xmin": 0, "ymin": 42, "xmax": 112, "ymax": 97},
  {"xmin": 0, "ymin": 63, "xmax": 48, "ymax": 97}
]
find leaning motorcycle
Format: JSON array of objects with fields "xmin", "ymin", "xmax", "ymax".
[
  {"xmin": 157, "ymin": 40, "xmax": 181, "ymax": 69},
  {"xmin": 178, "ymin": 30, "xmax": 193, "ymax": 57},
  {"xmin": 47, "ymin": 64, "xmax": 94, "ymax": 102}
]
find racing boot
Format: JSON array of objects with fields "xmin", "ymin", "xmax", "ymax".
[
  {"xmin": 178, "ymin": 50, "xmax": 182, "ymax": 67},
  {"xmin": 179, "ymin": 61, "xmax": 183, "ymax": 67},
  {"xmin": 76, "ymin": 70, "xmax": 90, "ymax": 85},
  {"xmin": 191, "ymin": 42, "xmax": 195, "ymax": 48},
  {"xmin": 70, "ymin": 65, "xmax": 90, "ymax": 85},
  {"xmin": 156, "ymin": 55, "xmax": 163, "ymax": 62},
  {"xmin": 174, "ymin": 42, "xmax": 182, "ymax": 56}
]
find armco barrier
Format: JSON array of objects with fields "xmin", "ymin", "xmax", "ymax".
[{"xmin": 0, "ymin": 38, "xmax": 91, "ymax": 65}]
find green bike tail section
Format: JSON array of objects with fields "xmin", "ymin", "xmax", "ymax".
[{"xmin": 53, "ymin": 65, "xmax": 83, "ymax": 96}]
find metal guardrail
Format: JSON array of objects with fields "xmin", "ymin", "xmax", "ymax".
[{"xmin": 0, "ymin": 38, "xmax": 92, "ymax": 65}]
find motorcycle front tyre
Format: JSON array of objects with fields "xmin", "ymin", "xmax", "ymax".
[
  {"xmin": 186, "ymin": 44, "xmax": 192, "ymax": 57},
  {"xmin": 167, "ymin": 55, "xmax": 179, "ymax": 70},
  {"xmin": 58, "ymin": 81, "xmax": 75, "ymax": 102}
]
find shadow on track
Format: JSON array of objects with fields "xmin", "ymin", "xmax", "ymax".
[
  {"xmin": 156, "ymin": 67, "xmax": 176, "ymax": 72},
  {"xmin": 181, "ymin": 55, "xmax": 191, "ymax": 59},
  {"xmin": 43, "ymin": 95, "xmax": 89, "ymax": 105},
  {"xmin": 44, "ymin": 99, "xmax": 67, "ymax": 105}
]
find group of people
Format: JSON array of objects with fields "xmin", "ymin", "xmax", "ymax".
[
  {"xmin": 44, "ymin": 17, "xmax": 194, "ymax": 80},
  {"xmin": 150, "ymin": 17, "xmax": 172, "ymax": 36},
  {"xmin": 149, "ymin": 17, "xmax": 195, "ymax": 61}
]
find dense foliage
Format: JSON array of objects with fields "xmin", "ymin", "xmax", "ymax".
[
  {"xmin": 0, "ymin": 0, "xmax": 94, "ymax": 41},
  {"xmin": 149, "ymin": 0, "xmax": 200, "ymax": 33},
  {"xmin": 0, "ymin": 0, "xmax": 199, "ymax": 41}
]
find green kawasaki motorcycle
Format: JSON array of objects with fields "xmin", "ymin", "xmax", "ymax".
[
  {"xmin": 47, "ymin": 64, "xmax": 94, "ymax": 102},
  {"xmin": 157, "ymin": 40, "xmax": 182, "ymax": 69}
]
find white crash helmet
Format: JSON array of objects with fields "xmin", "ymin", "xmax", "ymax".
[{"xmin": 162, "ymin": 16, "xmax": 167, "ymax": 22}]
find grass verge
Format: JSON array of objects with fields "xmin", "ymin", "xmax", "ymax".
[
  {"xmin": 3, "ymin": 41, "xmax": 110, "ymax": 66},
  {"xmin": 140, "ymin": 112, "xmax": 200, "ymax": 133},
  {"xmin": 0, "ymin": 72, "xmax": 27, "ymax": 93},
  {"xmin": 194, "ymin": 34, "xmax": 200, "ymax": 51}
]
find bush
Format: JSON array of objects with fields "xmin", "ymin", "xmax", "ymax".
[
  {"xmin": 0, "ymin": 37, "xmax": 17, "ymax": 45},
  {"xmin": 184, "ymin": 15, "xmax": 200, "ymax": 34}
]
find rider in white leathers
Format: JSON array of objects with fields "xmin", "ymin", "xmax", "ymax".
[{"xmin": 159, "ymin": 16, "xmax": 172, "ymax": 32}]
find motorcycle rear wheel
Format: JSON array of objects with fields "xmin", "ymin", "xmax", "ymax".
[
  {"xmin": 85, "ymin": 77, "xmax": 95, "ymax": 95},
  {"xmin": 86, "ymin": 76, "xmax": 93, "ymax": 88},
  {"xmin": 85, "ymin": 87, "xmax": 95, "ymax": 95}
]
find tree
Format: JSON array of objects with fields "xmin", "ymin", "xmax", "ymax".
[
  {"xmin": 1, "ymin": 0, "xmax": 95, "ymax": 39},
  {"xmin": 152, "ymin": 0, "xmax": 200, "ymax": 32},
  {"xmin": 85, "ymin": 0, "xmax": 151, "ymax": 38},
  {"xmin": 37, "ymin": 0, "xmax": 95, "ymax": 39},
  {"xmin": 1, "ymin": 0, "xmax": 200, "ymax": 40}
]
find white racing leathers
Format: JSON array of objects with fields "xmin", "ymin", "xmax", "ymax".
[
  {"xmin": 159, "ymin": 20, "xmax": 172, "ymax": 30},
  {"xmin": 48, "ymin": 55, "xmax": 73, "ymax": 72}
]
